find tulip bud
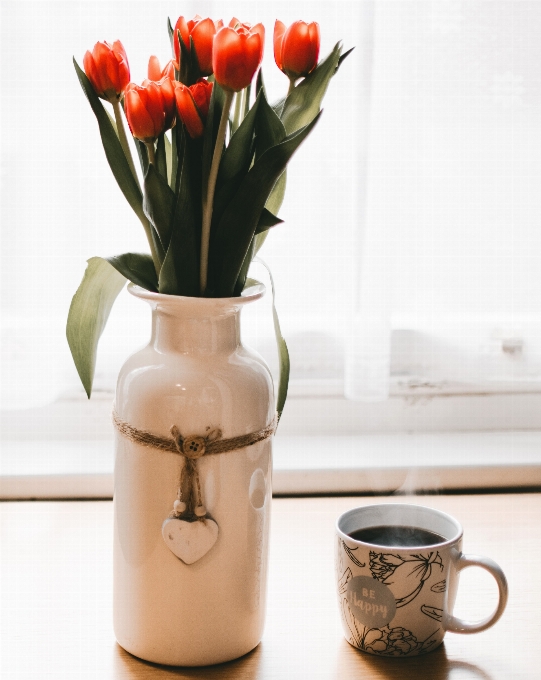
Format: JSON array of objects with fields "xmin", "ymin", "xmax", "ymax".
[
  {"xmin": 124, "ymin": 78, "xmax": 176, "ymax": 143},
  {"xmin": 147, "ymin": 56, "xmax": 177, "ymax": 82},
  {"xmin": 83, "ymin": 40, "xmax": 130, "ymax": 102},
  {"xmin": 174, "ymin": 15, "xmax": 223, "ymax": 76},
  {"xmin": 213, "ymin": 22, "xmax": 265, "ymax": 92},
  {"xmin": 175, "ymin": 79, "xmax": 213, "ymax": 139},
  {"xmin": 274, "ymin": 20, "xmax": 320, "ymax": 80}
]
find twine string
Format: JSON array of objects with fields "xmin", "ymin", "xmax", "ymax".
[{"xmin": 113, "ymin": 409, "xmax": 276, "ymax": 521}]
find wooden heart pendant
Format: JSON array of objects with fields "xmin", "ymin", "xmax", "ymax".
[{"xmin": 162, "ymin": 517, "xmax": 219, "ymax": 564}]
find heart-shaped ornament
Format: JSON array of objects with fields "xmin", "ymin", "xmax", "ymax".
[{"xmin": 162, "ymin": 517, "xmax": 219, "ymax": 564}]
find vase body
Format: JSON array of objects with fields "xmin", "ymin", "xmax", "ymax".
[{"xmin": 113, "ymin": 282, "xmax": 274, "ymax": 666}]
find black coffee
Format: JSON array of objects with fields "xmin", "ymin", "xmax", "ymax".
[{"xmin": 348, "ymin": 525, "xmax": 446, "ymax": 547}]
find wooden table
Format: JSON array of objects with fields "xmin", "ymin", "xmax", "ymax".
[{"xmin": 1, "ymin": 494, "xmax": 539, "ymax": 679}]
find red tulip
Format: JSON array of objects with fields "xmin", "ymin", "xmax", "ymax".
[
  {"xmin": 83, "ymin": 40, "xmax": 130, "ymax": 102},
  {"xmin": 175, "ymin": 79, "xmax": 213, "ymax": 139},
  {"xmin": 124, "ymin": 78, "xmax": 176, "ymax": 143},
  {"xmin": 212, "ymin": 22, "xmax": 264, "ymax": 92},
  {"xmin": 274, "ymin": 20, "xmax": 320, "ymax": 80},
  {"xmin": 173, "ymin": 15, "xmax": 223, "ymax": 76},
  {"xmin": 147, "ymin": 56, "xmax": 177, "ymax": 82}
]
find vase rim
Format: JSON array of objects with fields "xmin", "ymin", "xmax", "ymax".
[{"xmin": 127, "ymin": 279, "xmax": 266, "ymax": 314}]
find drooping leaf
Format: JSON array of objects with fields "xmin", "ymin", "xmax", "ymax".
[
  {"xmin": 279, "ymin": 42, "xmax": 343, "ymax": 135},
  {"xmin": 254, "ymin": 257, "xmax": 290, "ymax": 423},
  {"xmin": 105, "ymin": 253, "xmax": 158, "ymax": 291},
  {"xmin": 66, "ymin": 257, "xmax": 127, "ymax": 398},
  {"xmin": 143, "ymin": 164, "xmax": 175, "ymax": 251},
  {"xmin": 73, "ymin": 59, "xmax": 144, "ymax": 222},
  {"xmin": 209, "ymin": 113, "xmax": 322, "ymax": 296}
]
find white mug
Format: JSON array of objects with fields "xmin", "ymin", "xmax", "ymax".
[{"xmin": 335, "ymin": 504, "xmax": 508, "ymax": 657}]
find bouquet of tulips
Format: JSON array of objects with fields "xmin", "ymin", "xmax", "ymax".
[{"xmin": 67, "ymin": 15, "xmax": 352, "ymax": 403}]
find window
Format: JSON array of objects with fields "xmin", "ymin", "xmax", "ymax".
[{"xmin": 2, "ymin": 1, "xmax": 540, "ymax": 498}]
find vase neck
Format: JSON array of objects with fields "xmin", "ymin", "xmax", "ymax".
[{"xmin": 152, "ymin": 308, "xmax": 241, "ymax": 354}]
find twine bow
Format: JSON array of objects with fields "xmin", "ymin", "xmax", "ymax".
[
  {"xmin": 112, "ymin": 409, "xmax": 276, "ymax": 520},
  {"xmin": 170, "ymin": 426, "xmax": 222, "ymax": 519}
]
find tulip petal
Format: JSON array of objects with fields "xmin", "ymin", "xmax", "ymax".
[
  {"xmin": 191, "ymin": 17, "xmax": 216, "ymax": 75},
  {"xmin": 273, "ymin": 20, "xmax": 286, "ymax": 70},
  {"xmin": 175, "ymin": 85, "xmax": 204, "ymax": 138},
  {"xmin": 125, "ymin": 89, "xmax": 157, "ymax": 141},
  {"xmin": 174, "ymin": 16, "xmax": 190, "ymax": 62},
  {"xmin": 148, "ymin": 55, "xmax": 162, "ymax": 81},
  {"xmin": 214, "ymin": 27, "xmax": 261, "ymax": 92}
]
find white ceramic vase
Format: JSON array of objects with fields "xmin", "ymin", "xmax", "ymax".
[{"xmin": 113, "ymin": 281, "xmax": 274, "ymax": 666}]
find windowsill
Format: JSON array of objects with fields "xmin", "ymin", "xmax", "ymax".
[{"xmin": 1, "ymin": 431, "xmax": 540, "ymax": 499}]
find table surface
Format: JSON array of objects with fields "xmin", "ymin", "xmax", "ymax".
[{"xmin": 1, "ymin": 494, "xmax": 539, "ymax": 679}]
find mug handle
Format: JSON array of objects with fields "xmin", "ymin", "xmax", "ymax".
[{"xmin": 444, "ymin": 554, "xmax": 508, "ymax": 634}]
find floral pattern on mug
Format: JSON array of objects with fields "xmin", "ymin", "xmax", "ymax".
[
  {"xmin": 369, "ymin": 551, "xmax": 444, "ymax": 607},
  {"xmin": 341, "ymin": 597, "xmax": 439, "ymax": 657}
]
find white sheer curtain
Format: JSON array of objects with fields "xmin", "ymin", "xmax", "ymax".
[
  {"xmin": 348, "ymin": 0, "xmax": 541, "ymax": 397},
  {"xmin": 2, "ymin": 1, "xmax": 541, "ymax": 416}
]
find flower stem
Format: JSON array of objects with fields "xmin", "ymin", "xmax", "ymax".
[
  {"xmin": 112, "ymin": 100, "xmax": 161, "ymax": 277},
  {"xmin": 145, "ymin": 142, "xmax": 156, "ymax": 166},
  {"xmin": 287, "ymin": 78, "xmax": 297, "ymax": 96},
  {"xmin": 200, "ymin": 89, "xmax": 234, "ymax": 295},
  {"xmin": 112, "ymin": 99, "xmax": 139, "ymax": 186},
  {"xmin": 232, "ymin": 89, "xmax": 243, "ymax": 134}
]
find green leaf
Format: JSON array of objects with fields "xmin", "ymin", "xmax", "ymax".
[
  {"xmin": 159, "ymin": 138, "xmax": 201, "ymax": 296},
  {"xmin": 337, "ymin": 46, "xmax": 355, "ymax": 72},
  {"xmin": 105, "ymin": 252, "xmax": 159, "ymax": 291},
  {"xmin": 73, "ymin": 59, "xmax": 144, "ymax": 222},
  {"xmin": 254, "ymin": 229, "xmax": 270, "ymax": 256},
  {"xmin": 255, "ymin": 88, "xmax": 286, "ymax": 160},
  {"xmin": 167, "ymin": 17, "xmax": 175, "ymax": 50},
  {"xmin": 272, "ymin": 97, "xmax": 286, "ymax": 119},
  {"xmin": 256, "ymin": 69, "xmax": 266, "ymax": 97},
  {"xmin": 201, "ymin": 81, "xmax": 225, "ymax": 200},
  {"xmin": 254, "ymin": 198, "xmax": 285, "ymax": 256},
  {"xmin": 255, "ymin": 208, "xmax": 283, "ymax": 234},
  {"xmin": 280, "ymin": 42, "xmax": 343, "ymax": 135},
  {"xmin": 66, "ymin": 257, "xmax": 127, "ymax": 398},
  {"xmin": 254, "ymin": 257, "xmax": 290, "ymax": 422},
  {"xmin": 255, "ymin": 90, "xmax": 288, "ymax": 221},
  {"xmin": 217, "ymin": 91, "xmax": 261, "ymax": 187},
  {"xmin": 244, "ymin": 83, "xmax": 252, "ymax": 118},
  {"xmin": 265, "ymin": 170, "xmax": 287, "ymax": 216},
  {"xmin": 172, "ymin": 123, "xmax": 186, "ymax": 197},
  {"xmin": 233, "ymin": 237, "xmax": 255, "ymax": 297},
  {"xmin": 209, "ymin": 112, "xmax": 322, "ymax": 296},
  {"xmin": 143, "ymin": 164, "xmax": 175, "ymax": 251},
  {"xmin": 155, "ymin": 133, "xmax": 168, "ymax": 182},
  {"xmin": 164, "ymin": 132, "xmax": 173, "ymax": 186}
]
